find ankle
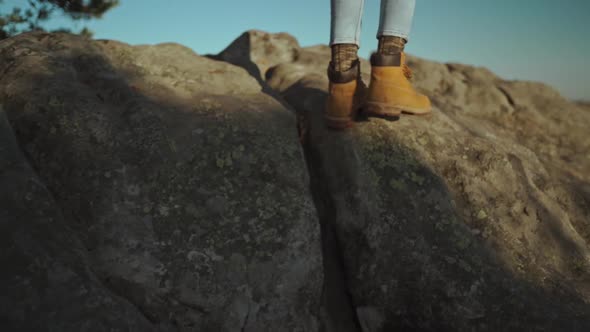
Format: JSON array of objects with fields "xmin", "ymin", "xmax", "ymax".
[
  {"xmin": 330, "ymin": 43, "xmax": 359, "ymax": 72},
  {"xmin": 377, "ymin": 36, "xmax": 406, "ymax": 55}
]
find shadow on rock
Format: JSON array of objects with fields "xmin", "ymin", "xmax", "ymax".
[
  {"xmin": 281, "ymin": 77, "xmax": 590, "ymax": 332},
  {"xmin": 0, "ymin": 31, "xmax": 322, "ymax": 332},
  {"xmin": 205, "ymin": 30, "xmax": 590, "ymax": 331},
  {"xmin": 1, "ymin": 29, "xmax": 590, "ymax": 332}
]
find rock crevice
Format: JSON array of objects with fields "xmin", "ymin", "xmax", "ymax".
[
  {"xmin": 1, "ymin": 30, "xmax": 590, "ymax": 331},
  {"xmin": 242, "ymin": 31, "xmax": 590, "ymax": 330}
]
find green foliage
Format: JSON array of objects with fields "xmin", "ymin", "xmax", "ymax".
[{"xmin": 0, "ymin": 0, "xmax": 118, "ymax": 39}]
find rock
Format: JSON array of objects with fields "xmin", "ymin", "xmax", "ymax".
[
  {"xmin": 259, "ymin": 32, "xmax": 590, "ymax": 330},
  {"xmin": 0, "ymin": 32, "xmax": 321, "ymax": 331},
  {"xmin": 1, "ymin": 105, "xmax": 156, "ymax": 331},
  {"xmin": 476, "ymin": 210, "xmax": 487, "ymax": 220},
  {"xmin": 214, "ymin": 29, "xmax": 301, "ymax": 82},
  {"xmin": 1, "ymin": 29, "xmax": 590, "ymax": 332}
]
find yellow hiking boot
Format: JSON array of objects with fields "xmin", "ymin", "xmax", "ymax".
[
  {"xmin": 324, "ymin": 59, "xmax": 368, "ymax": 129},
  {"xmin": 364, "ymin": 52, "xmax": 431, "ymax": 117}
]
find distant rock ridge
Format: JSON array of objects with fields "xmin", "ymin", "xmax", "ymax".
[{"xmin": 0, "ymin": 29, "xmax": 589, "ymax": 331}]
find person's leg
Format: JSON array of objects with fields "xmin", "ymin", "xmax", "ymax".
[
  {"xmin": 330, "ymin": 0, "xmax": 365, "ymax": 71},
  {"xmin": 376, "ymin": 0, "xmax": 415, "ymax": 54},
  {"xmin": 325, "ymin": 0, "xmax": 367, "ymax": 129},
  {"xmin": 364, "ymin": 0, "xmax": 431, "ymax": 116}
]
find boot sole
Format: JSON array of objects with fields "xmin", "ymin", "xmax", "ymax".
[
  {"xmin": 324, "ymin": 115, "xmax": 353, "ymax": 130},
  {"xmin": 364, "ymin": 101, "xmax": 402, "ymax": 117},
  {"xmin": 401, "ymin": 105, "xmax": 432, "ymax": 116},
  {"xmin": 324, "ymin": 102, "xmax": 363, "ymax": 130},
  {"xmin": 365, "ymin": 101, "xmax": 432, "ymax": 117}
]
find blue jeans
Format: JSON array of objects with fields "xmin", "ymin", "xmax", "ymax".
[{"xmin": 330, "ymin": 0, "xmax": 416, "ymax": 47}]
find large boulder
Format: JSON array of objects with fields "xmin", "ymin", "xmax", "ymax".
[
  {"xmin": 257, "ymin": 32, "xmax": 590, "ymax": 331},
  {"xmin": 1, "ymin": 28, "xmax": 589, "ymax": 332},
  {"xmin": 0, "ymin": 32, "xmax": 321, "ymax": 331}
]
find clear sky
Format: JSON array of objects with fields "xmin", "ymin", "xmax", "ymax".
[{"xmin": 2, "ymin": 0, "xmax": 589, "ymax": 100}]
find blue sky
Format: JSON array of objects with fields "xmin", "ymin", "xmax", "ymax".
[{"xmin": 2, "ymin": 0, "xmax": 589, "ymax": 100}]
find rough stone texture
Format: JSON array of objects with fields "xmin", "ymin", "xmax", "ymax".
[
  {"xmin": 1, "ymin": 29, "xmax": 590, "ymax": 332},
  {"xmin": 214, "ymin": 30, "xmax": 301, "ymax": 83},
  {"xmin": 1, "ymin": 105, "xmax": 156, "ymax": 332},
  {"xmin": 0, "ymin": 32, "xmax": 321, "ymax": 331},
  {"xmin": 576, "ymin": 100, "xmax": 590, "ymax": 114},
  {"xmin": 234, "ymin": 31, "xmax": 590, "ymax": 331}
]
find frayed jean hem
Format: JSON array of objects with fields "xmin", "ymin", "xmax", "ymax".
[{"xmin": 376, "ymin": 30, "xmax": 410, "ymax": 41}]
